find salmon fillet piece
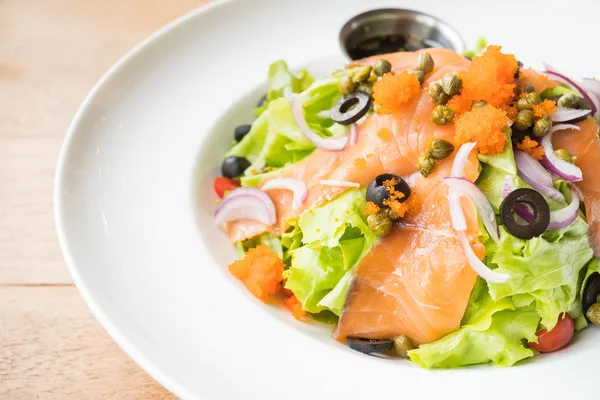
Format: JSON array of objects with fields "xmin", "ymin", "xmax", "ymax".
[
  {"xmin": 334, "ymin": 153, "xmax": 481, "ymax": 345},
  {"xmin": 228, "ymin": 49, "xmax": 469, "ymax": 241},
  {"xmin": 552, "ymin": 117, "xmax": 600, "ymax": 255}
]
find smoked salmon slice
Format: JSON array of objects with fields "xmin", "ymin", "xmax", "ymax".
[
  {"xmin": 228, "ymin": 49, "xmax": 469, "ymax": 242},
  {"xmin": 551, "ymin": 117, "xmax": 600, "ymax": 255},
  {"xmin": 334, "ymin": 152, "xmax": 481, "ymax": 345}
]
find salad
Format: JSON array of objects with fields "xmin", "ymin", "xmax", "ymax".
[{"xmin": 212, "ymin": 44, "xmax": 600, "ymax": 368}]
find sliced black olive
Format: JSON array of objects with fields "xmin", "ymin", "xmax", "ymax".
[
  {"xmin": 221, "ymin": 156, "xmax": 250, "ymax": 178},
  {"xmin": 582, "ymin": 272, "xmax": 600, "ymax": 314},
  {"xmin": 256, "ymin": 94, "xmax": 268, "ymax": 108},
  {"xmin": 234, "ymin": 124, "xmax": 252, "ymax": 142},
  {"xmin": 366, "ymin": 173, "xmax": 411, "ymax": 208},
  {"xmin": 500, "ymin": 188, "xmax": 550, "ymax": 239},
  {"xmin": 347, "ymin": 337, "xmax": 394, "ymax": 354},
  {"xmin": 330, "ymin": 91, "xmax": 371, "ymax": 125},
  {"xmin": 514, "ymin": 60, "xmax": 523, "ymax": 79}
]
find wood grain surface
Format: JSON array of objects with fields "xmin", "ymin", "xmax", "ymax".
[{"xmin": 0, "ymin": 0, "xmax": 208, "ymax": 397}]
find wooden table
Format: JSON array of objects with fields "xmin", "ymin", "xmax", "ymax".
[{"xmin": 0, "ymin": 1, "xmax": 207, "ymax": 397}]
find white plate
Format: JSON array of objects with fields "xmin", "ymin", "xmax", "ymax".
[{"xmin": 55, "ymin": 0, "xmax": 599, "ymax": 399}]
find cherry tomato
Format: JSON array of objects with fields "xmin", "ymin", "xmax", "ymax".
[
  {"xmin": 528, "ymin": 314, "xmax": 574, "ymax": 353},
  {"xmin": 213, "ymin": 176, "xmax": 240, "ymax": 198}
]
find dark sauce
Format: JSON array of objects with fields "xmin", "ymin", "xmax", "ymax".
[{"xmin": 347, "ymin": 34, "xmax": 438, "ymax": 60}]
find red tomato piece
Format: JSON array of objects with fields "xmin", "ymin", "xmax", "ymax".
[
  {"xmin": 213, "ymin": 177, "xmax": 240, "ymax": 198},
  {"xmin": 528, "ymin": 314, "xmax": 574, "ymax": 353}
]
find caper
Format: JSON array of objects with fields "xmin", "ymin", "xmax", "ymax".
[
  {"xmin": 513, "ymin": 109, "xmax": 534, "ymax": 131},
  {"xmin": 473, "ymin": 100, "xmax": 487, "ymax": 108},
  {"xmin": 516, "ymin": 98, "xmax": 532, "ymax": 111},
  {"xmin": 356, "ymin": 82, "xmax": 373, "ymax": 97},
  {"xmin": 373, "ymin": 59, "xmax": 392, "ymax": 76},
  {"xmin": 557, "ymin": 93, "xmax": 581, "ymax": 109},
  {"xmin": 353, "ymin": 66, "xmax": 373, "ymax": 83},
  {"xmin": 413, "ymin": 52, "xmax": 434, "ymax": 74},
  {"xmin": 412, "ymin": 69, "xmax": 425, "ymax": 84},
  {"xmin": 554, "ymin": 149, "xmax": 575, "ymax": 163},
  {"xmin": 586, "ymin": 303, "xmax": 600, "ymax": 327},
  {"xmin": 428, "ymin": 138, "xmax": 455, "ymax": 160},
  {"xmin": 385, "ymin": 208, "xmax": 400, "ymax": 221},
  {"xmin": 428, "ymin": 82, "xmax": 445, "ymax": 102},
  {"xmin": 431, "ymin": 105, "xmax": 454, "ymax": 125},
  {"xmin": 417, "ymin": 153, "xmax": 436, "ymax": 177},
  {"xmin": 441, "ymin": 73, "xmax": 462, "ymax": 96},
  {"xmin": 525, "ymin": 92, "xmax": 541, "ymax": 105},
  {"xmin": 339, "ymin": 75, "xmax": 357, "ymax": 95},
  {"xmin": 533, "ymin": 115, "xmax": 552, "ymax": 137},
  {"xmin": 393, "ymin": 335, "xmax": 415, "ymax": 358},
  {"xmin": 367, "ymin": 211, "xmax": 393, "ymax": 237},
  {"xmin": 522, "ymin": 84, "xmax": 536, "ymax": 93}
]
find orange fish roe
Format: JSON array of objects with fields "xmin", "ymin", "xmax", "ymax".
[
  {"xmin": 515, "ymin": 136, "xmax": 545, "ymax": 160},
  {"xmin": 532, "ymin": 99, "xmax": 557, "ymax": 117},
  {"xmin": 383, "ymin": 179, "xmax": 406, "ymax": 203},
  {"xmin": 385, "ymin": 193, "xmax": 421, "ymax": 218},
  {"xmin": 447, "ymin": 45, "xmax": 519, "ymax": 115},
  {"xmin": 228, "ymin": 245, "xmax": 284, "ymax": 301},
  {"xmin": 354, "ymin": 158, "xmax": 367, "ymax": 169},
  {"xmin": 363, "ymin": 201, "xmax": 380, "ymax": 216},
  {"xmin": 454, "ymin": 104, "xmax": 508, "ymax": 155},
  {"xmin": 377, "ymin": 128, "xmax": 393, "ymax": 141},
  {"xmin": 373, "ymin": 71, "xmax": 420, "ymax": 114},
  {"xmin": 283, "ymin": 294, "xmax": 306, "ymax": 320}
]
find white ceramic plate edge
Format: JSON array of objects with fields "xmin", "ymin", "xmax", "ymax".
[{"xmin": 53, "ymin": 1, "xmax": 238, "ymax": 398}]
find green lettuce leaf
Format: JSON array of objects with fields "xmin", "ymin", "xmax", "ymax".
[
  {"xmin": 235, "ymin": 232, "xmax": 283, "ymax": 259},
  {"xmin": 254, "ymin": 60, "xmax": 315, "ymax": 115},
  {"xmin": 540, "ymin": 84, "xmax": 579, "ymax": 100},
  {"xmin": 462, "ymin": 37, "xmax": 487, "ymax": 59},
  {"xmin": 283, "ymin": 189, "xmax": 377, "ymax": 315},
  {"xmin": 229, "ymin": 65, "xmax": 344, "ymax": 185},
  {"xmin": 409, "ymin": 279, "xmax": 540, "ymax": 368}
]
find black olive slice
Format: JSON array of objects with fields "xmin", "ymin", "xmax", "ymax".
[
  {"xmin": 366, "ymin": 173, "xmax": 411, "ymax": 208},
  {"xmin": 583, "ymin": 272, "xmax": 600, "ymax": 315},
  {"xmin": 330, "ymin": 91, "xmax": 372, "ymax": 125},
  {"xmin": 500, "ymin": 188, "xmax": 550, "ymax": 239},
  {"xmin": 347, "ymin": 337, "xmax": 394, "ymax": 354},
  {"xmin": 221, "ymin": 156, "xmax": 251, "ymax": 178}
]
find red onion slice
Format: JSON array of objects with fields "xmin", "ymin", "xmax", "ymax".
[
  {"xmin": 262, "ymin": 178, "xmax": 308, "ymax": 209},
  {"xmin": 542, "ymin": 64, "xmax": 598, "ymax": 116},
  {"xmin": 539, "ymin": 124, "xmax": 583, "ymax": 182},
  {"xmin": 550, "ymin": 108, "xmax": 591, "ymax": 123},
  {"xmin": 444, "ymin": 177, "xmax": 500, "ymax": 243},
  {"xmin": 548, "ymin": 189, "xmax": 580, "ymax": 230},
  {"xmin": 319, "ymin": 179, "xmax": 360, "ymax": 188},
  {"xmin": 450, "ymin": 142, "xmax": 476, "ymax": 178},
  {"xmin": 514, "ymin": 150, "xmax": 565, "ymax": 203},
  {"xmin": 291, "ymin": 96, "xmax": 348, "ymax": 150},
  {"xmin": 502, "ymin": 175, "xmax": 517, "ymax": 198},
  {"xmin": 349, "ymin": 124, "xmax": 359, "ymax": 146},
  {"xmin": 579, "ymin": 78, "xmax": 600, "ymax": 111},
  {"xmin": 447, "ymin": 142, "xmax": 477, "ymax": 232},
  {"xmin": 457, "ymin": 231, "xmax": 509, "ymax": 283},
  {"xmin": 215, "ymin": 189, "xmax": 277, "ymax": 229}
]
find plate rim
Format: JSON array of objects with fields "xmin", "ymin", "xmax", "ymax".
[{"xmin": 53, "ymin": 1, "xmax": 239, "ymax": 398}]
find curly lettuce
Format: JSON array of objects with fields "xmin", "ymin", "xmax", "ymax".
[{"xmin": 283, "ymin": 189, "xmax": 377, "ymax": 316}]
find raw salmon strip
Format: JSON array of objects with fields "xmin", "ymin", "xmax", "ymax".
[
  {"xmin": 228, "ymin": 49, "xmax": 469, "ymax": 241},
  {"xmin": 551, "ymin": 117, "xmax": 600, "ymax": 255},
  {"xmin": 334, "ymin": 153, "xmax": 481, "ymax": 345}
]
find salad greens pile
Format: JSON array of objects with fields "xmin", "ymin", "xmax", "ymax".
[
  {"xmin": 226, "ymin": 61, "xmax": 345, "ymax": 187},
  {"xmin": 230, "ymin": 60, "xmax": 598, "ymax": 369}
]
